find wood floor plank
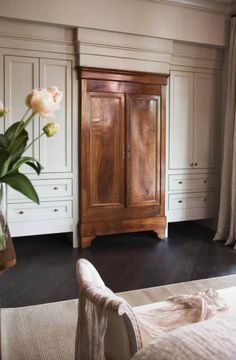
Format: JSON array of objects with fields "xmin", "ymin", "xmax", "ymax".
[{"xmin": 1, "ymin": 221, "xmax": 236, "ymax": 307}]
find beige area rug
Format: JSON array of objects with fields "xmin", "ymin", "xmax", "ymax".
[{"xmin": 2, "ymin": 274, "xmax": 236, "ymax": 360}]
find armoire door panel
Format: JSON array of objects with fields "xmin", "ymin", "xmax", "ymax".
[
  {"xmin": 89, "ymin": 93, "xmax": 125, "ymax": 208},
  {"xmin": 126, "ymin": 95, "xmax": 161, "ymax": 208},
  {"xmin": 82, "ymin": 91, "xmax": 125, "ymax": 219},
  {"xmin": 39, "ymin": 58, "xmax": 72, "ymax": 173},
  {"xmin": 4, "ymin": 56, "xmax": 40, "ymax": 173},
  {"xmin": 169, "ymin": 72, "xmax": 194, "ymax": 169},
  {"xmin": 193, "ymin": 73, "xmax": 216, "ymax": 169}
]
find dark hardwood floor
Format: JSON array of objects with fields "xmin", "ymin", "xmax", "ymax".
[{"xmin": 1, "ymin": 221, "xmax": 236, "ymax": 308}]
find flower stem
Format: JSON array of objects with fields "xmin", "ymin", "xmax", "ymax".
[
  {"xmin": 21, "ymin": 111, "xmax": 37, "ymax": 131},
  {"xmin": 23, "ymin": 132, "xmax": 45, "ymax": 153},
  {"xmin": 12, "ymin": 108, "xmax": 31, "ymax": 138},
  {"xmin": 7, "ymin": 108, "xmax": 34, "ymax": 151}
]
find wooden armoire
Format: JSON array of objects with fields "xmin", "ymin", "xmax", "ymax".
[{"xmin": 79, "ymin": 68, "xmax": 168, "ymax": 248}]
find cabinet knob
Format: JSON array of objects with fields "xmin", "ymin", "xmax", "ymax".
[
  {"xmin": 204, "ymin": 180, "xmax": 207, "ymax": 184},
  {"xmin": 190, "ymin": 163, "xmax": 194, "ymax": 167},
  {"xmin": 203, "ymin": 198, "xmax": 207, "ymax": 202},
  {"xmin": 54, "ymin": 187, "xmax": 59, "ymax": 190},
  {"xmin": 19, "ymin": 210, "xmax": 24, "ymax": 215},
  {"xmin": 195, "ymin": 163, "xmax": 198, "ymax": 166},
  {"xmin": 178, "ymin": 200, "xmax": 183, "ymax": 204},
  {"xmin": 54, "ymin": 208, "xmax": 59, "ymax": 212},
  {"xmin": 178, "ymin": 181, "xmax": 183, "ymax": 184}
]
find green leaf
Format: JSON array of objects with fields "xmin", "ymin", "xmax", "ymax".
[
  {"xmin": 5, "ymin": 122, "xmax": 21, "ymax": 142},
  {"xmin": 10, "ymin": 135, "xmax": 29, "ymax": 164},
  {"xmin": 0, "ymin": 184, "xmax": 3, "ymax": 203},
  {"xmin": 0, "ymin": 134, "xmax": 8, "ymax": 148},
  {"xmin": 9, "ymin": 135, "xmax": 28, "ymax": 155},
  {"xmin": 0, "ymin": 149, "xmax": 10, "ymax": 165},
  {"xmin": 25, "ymin": 160, "xmax": 43, "ymax": 175},
  {"xmin": 8, "ymin": 156, "xmax": 43, "ymax": 176},
  {"xmin": 0, "ymin": 149, "xmax": 11, "ymax": 177},
  {"xmin": 0, "ymin": 155, "xmax": 11, "ymax": 178},
  {"xmin": 2, "ymin": 172, "xmax": 39, "ymax": 204}
]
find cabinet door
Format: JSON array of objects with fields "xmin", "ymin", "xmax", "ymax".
[
  {"xmin": 81, "ymin": 87, "xmax": 125, "ymax": 221},
  {"xmin": 126, "ymin": 94, "xmax": 161, "ymax": 210},
  {"xmin": 4, "ymin": 56, "xmax": 40, "ymax": 172},
  {"xmin": 193, "ymin": 73, "xmax": 216, "ymax": 169},
  {"xmin": 169, "ymin": 71, "xmax": 194, "ymax": 169},
  {"xmin": 39, "ymin": 58, "xmax": 72, "ymax": 173}
]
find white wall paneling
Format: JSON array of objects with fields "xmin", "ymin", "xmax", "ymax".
[
  {"xmin": 0, "ymin": 16, "xmax": 225, "ymax": 245},
  {"xmin": 0, "ymin": 0, "xmax": 230, "ymax": 47}
]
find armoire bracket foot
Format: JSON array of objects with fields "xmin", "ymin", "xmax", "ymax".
[
  {"xmin": 154, "ymin": 229, "xmax": 166, "ymax": 240},
  {"xmin": 79, "ymin": 216, "xmax": 166, "ymax": 248}
]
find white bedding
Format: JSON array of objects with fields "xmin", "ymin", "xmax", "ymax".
[{"xmin": 132, "ymin": 286, "xmax": 236, "ymax": 360}]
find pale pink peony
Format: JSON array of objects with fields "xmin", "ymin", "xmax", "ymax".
[
  {"xmin": 47, "ymin": 86, "xmax": 63, "ymax": 107},
  {"xmin": 25, "ymin": 87, "xmax": 63, "ymax": 118}
]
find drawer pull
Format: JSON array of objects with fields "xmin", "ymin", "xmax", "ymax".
[
  {"xmin": 178, "ymin": 200, "xmax": 183, "ymax": 204},
  {"xmin": 19, "ymin": 210, "xmax": 24, "ymax": 215},
  {"xmin": 54, "ymin": 187, "xmax": 59, "ymax": 190},
  {"xmin": 178, "ymin": 181, "xmax": 183, "ymax": 184},
  {"xmin": 203, "ymin": 198, "xmax": 207, "ymax": 202},
  {"xmin": 195, "ymin": 163, "xmax": 198, "ymax": 166},
  {"xmin": 54, "ymin": 208, "xmax": 59, "ymax": 212}
]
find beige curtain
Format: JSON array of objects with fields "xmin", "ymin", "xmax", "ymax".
[{"xmin": 214, "ymin": 18, "xmax": 236, "ymax": 247}]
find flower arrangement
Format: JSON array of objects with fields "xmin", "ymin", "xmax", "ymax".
[{"xmin": 0, "ymin": 86, "xmax": 62, "ymax": 204}]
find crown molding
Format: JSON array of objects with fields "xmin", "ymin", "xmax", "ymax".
[{"xmin": 136, "ymin": 0, "xmax": 234, "ymax": 14}]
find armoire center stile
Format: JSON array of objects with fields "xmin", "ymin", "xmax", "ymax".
[{"xmin": 79, "ymin": 68, "xmax": 168, "ymax": 248}]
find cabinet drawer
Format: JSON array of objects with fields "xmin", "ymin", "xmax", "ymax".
[
  {"xmin": 168, "ymin": 193, "xmax": 215, "ymax": 210},
  {"xmin": 8, "ymin": 179, "xmax": 72, "ymax": 201},
  {"xmin": 8, "ymin": 201, "xmax": 72, "ymax": 222},
  {"xmin": 168, "ymin": 174, "xmax": 216, "ymax": 192}
]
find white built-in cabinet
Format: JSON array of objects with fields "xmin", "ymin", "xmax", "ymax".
[
  {"xmin": 0, "ymin": 43, "xmax": 77, "ymax": 244},
  {"xmin": 168, "ymin": 70, "xmax": 218, "ymax": 222}
]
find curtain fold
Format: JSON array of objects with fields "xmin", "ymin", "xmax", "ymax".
[{"xmin": 214, "ymin": 18, "xmax": 236, "ymax": 247}]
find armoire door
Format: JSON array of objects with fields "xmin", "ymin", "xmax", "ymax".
[
  {"xmin": 193, "ymin": 73, "xmax": 216, "ymax": 169},
  {"xmin": 126, "ymin": 94, "xmax": 162, "ymax": 214},
  {"xmin": 81, "ymin": 86, "xmax": 125, "ymax": 222}
]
